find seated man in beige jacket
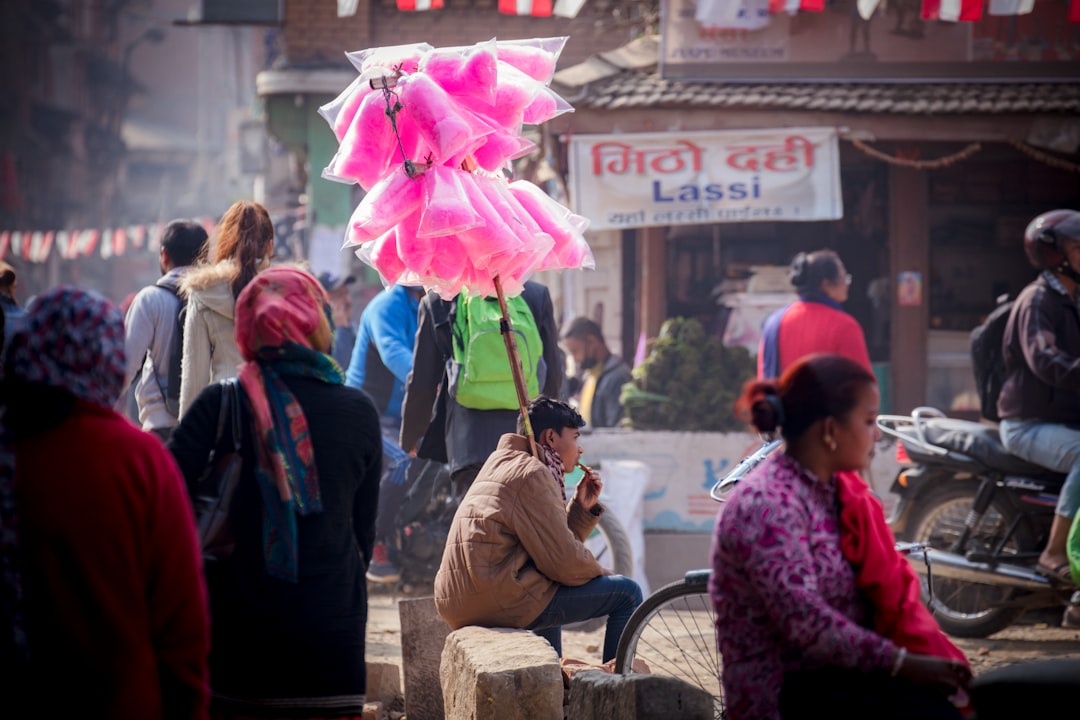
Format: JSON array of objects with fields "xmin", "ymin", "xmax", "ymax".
[{"xmin": 434, "ymin": 397, "xmax": 643, "ymax": 662}]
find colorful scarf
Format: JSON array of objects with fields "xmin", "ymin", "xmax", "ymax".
[
  {"xmin": 1, "ymin": 287, "xmax": 125, "ymax": 660},
  {"xmin": 234, "ymin": 267, "xmax": 344, "ymax": 583},
  {"xmin": 540, "ymin": 442, "xmax": 567, "ymax": 502}
]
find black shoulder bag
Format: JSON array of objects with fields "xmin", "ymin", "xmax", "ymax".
[{"xmin": 193, "ymin": 378, "xmax": 244, "ymax": 563}]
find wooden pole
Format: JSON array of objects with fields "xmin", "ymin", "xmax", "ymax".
[{"xmin": 492, "ymin": 275, "xmax": 542, "ymax": 460}]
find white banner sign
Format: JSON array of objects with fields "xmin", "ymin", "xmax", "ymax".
[{"xmin": 568, "ymin": 127, "xmax": 842, "ymax": 231}]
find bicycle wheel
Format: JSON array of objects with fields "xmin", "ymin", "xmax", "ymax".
[{"xmin": 614, "ymin": 572, "xmax": 723, "ymax": 719}]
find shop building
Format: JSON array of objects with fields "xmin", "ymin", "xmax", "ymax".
[{"xmin": 548, "ymin": 11, "xmax": 1080, "ymax": 415}]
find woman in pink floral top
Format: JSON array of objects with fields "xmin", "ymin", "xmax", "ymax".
[{"xmin": 709, "ymin": 355, "xmax": 970, "ymax": 720}]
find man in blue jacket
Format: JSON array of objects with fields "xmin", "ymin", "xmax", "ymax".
[
  {"xmin": 346, "ymin": 284, "xmax": 424, "ymax": 436},
  {"xmin": 346, "ymin": 283, "xmax": 423, "ymax": 583}
]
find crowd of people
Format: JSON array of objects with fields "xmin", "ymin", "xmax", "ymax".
[{"xmin": 1, "ymin": 201, "xmax": 1077, "ymax": 717}]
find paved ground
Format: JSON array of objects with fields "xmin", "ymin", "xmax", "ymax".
[{"xmin": 365, "ymin": 588, "xmax": 1080, "ymax": 679}]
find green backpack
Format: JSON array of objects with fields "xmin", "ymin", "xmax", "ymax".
[{"xmin": 450, "ymin": 294, "xmax": 541, "ymax": 410}]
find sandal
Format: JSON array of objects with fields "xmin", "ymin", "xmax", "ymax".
[{"xmin": 1035, "ymin": 562, "xmax": 1076, "ymax": 585}]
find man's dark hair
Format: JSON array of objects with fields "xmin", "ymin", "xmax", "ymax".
[
  {"xmin": 161, "ymin": 220, "xmax": 209, "ymax": 267},
  {"xmin": 518, "ymin": 396, "xmax": 585, "ymax": 437},
  {"xmin": 561, "ymin": 316, "xmax": 604, "ymax": 343},
  {"xmin": 789, "ymin": 249, "xmax": 843, "ymax": 295}
]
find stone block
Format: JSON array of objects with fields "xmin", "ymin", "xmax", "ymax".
[
  {"xmin": 440, "ymin": 626, "xmax": 563, "ymax": 720},
  {"xmin": 398, "ymin": 596, "xmax": 452, "ymax": 720},
  {"xmin": 568, "ymin": 670, "xmax": 715, "ymax": 720},
  {"xmin": 365, "ymin": 661, "xmax": 401, "ymax": 707}
]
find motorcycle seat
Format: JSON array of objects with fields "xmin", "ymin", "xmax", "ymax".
[{"xmin": 920, "ymin": 418, "xmax": 1065, "ymax": 479}]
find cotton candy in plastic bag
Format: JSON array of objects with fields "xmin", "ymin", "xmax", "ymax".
[
  {"xmin": 507, "ymin": 180, "xmax": 594, "ymax": 270},
  {"xmin": 522, "ymin": 86, "xmax": 574, "ymax": 126},
  {"xmin": 495, "ymin": 37, "xmax": 567, "ymax": 84},
  {"xmin": 355, "ymin": 228, "xmax": 407, "ymax": 286},
  {"xmin": 347, "ymin": 42, "xmax": 432, "ymax": 78},
  {"xmin": 398, "ymin": 72, "xmax": 493, "ymax": 162},
  {"xmin": 318, "ymin": 75, "xmax": 373, "ymax": 142},
  {"xmin": 417, "ymin": 165, "xmax": 485, "ymax": 238},
  {"xmin": 344, "ymin": 168, "xmax": 424, "ymax": 247},
  {"xmin": 417, "ymin": 39, "xmax": 498, "ymax": 106},
  {"xmin": 325, "ymin": 90, "xmax": 396, "ymax": 189}
]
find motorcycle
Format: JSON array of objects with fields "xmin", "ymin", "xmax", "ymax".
[{"xmin": 878, "ymin": 406, "xmax": 1074, "ymax": 638}]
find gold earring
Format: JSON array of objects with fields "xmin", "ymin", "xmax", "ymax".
[{"xmin": 824, "ymin": 435, "xmax": 837, "ymax": 452}]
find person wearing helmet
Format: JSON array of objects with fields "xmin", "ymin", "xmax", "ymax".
[{"xmin": 997, "ymin": 209, "xmax": 1080, "ymax": 610}]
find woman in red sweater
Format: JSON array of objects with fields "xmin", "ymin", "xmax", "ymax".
[
  {"xmin": 1, "ymin": 287, "xmax": 210, "ymax": 718},
  {"xmin": 758, "ymin": 249, "xmax": 872, "ymax": 380}
]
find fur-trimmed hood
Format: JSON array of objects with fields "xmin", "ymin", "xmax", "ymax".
[{"xmin": 179, "ymin": 260, "xmax": 237, "ymax": 319}]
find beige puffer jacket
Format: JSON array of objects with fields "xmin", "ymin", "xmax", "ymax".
[
  {"xmin": 434, "ymin": 434, "xmax": 604, "ymax": 630},
  {"xmin": 178, "ymin": 261, "xmax": 244, "ymax": 418}
]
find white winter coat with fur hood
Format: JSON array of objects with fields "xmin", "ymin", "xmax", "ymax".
[{"xmin": 178, "ymin": 261, "xmax": 245, "ymax": 417}]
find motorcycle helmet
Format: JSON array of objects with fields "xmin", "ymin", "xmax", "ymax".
[{"xmin": 1023, "ymin": 209, "xmax": 1080, "ymax": 278}]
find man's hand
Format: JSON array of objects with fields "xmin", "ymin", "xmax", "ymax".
[{"xmin": 574, "ymin": 466, "xmax": 603, "ymax": 512}]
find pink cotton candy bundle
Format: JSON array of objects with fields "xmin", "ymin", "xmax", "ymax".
[
  {"xmin": 455, "ymin": 173, "xmax": 519, "ymax": 271},
  {"xmin": 523, "ymin": 86, "xmax": 573, "ymax": 126},
  {"xmin": 395, "ymin": 209, "xmax": 436, "ymax": 278},
  {"xmin": 344, "ymin": 168, "xmax": 424, "ymax": 246},
  {"xmin": 418, "ymin": 165, "xmax": 484, "ymax": 238},
  {"xmin": 418, "ymin": 40, "xmax": 498, "ymax": 106},
  {"xmin": 328, "ymin": 90, "xmax": 396, "ymax": 189},
  {"xmin": 319, "ymin": 76, "xmax": 373, "ymax": 142},
  {"xmin": 398, "ymin": 72, "xmax": 493, "ymax": 162},
  {"xmin": 356, "ymin": 228, "xmax": 407, "ymax": 286},
  {"xmin": 495, "ymin": 38, "xmax": 565, "ymax": 84},
  {"xmin": 507, "ymin": 180, "xmax": 594, "ymax": 271},
  {"xmin": 472, "ymin": 130, "xmax": 535, "ymax": 173},
  {"xmin": 329, "ymin": 37, "xmax": 589, "ymax": 298},
  {"xmin": 347, "ymin": 42, "xmax": 433, "ymax": 77},
  {"xmin": 425, "ymin": 233, "xmax": 468, "ymax": 292}
]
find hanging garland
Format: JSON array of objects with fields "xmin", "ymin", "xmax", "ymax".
[
  {"xmin": 848, "ymin": 139, "xmax": 982, "ymax": 170},
  {"xmin": 1007, "ymin": 138, "xmax": 1080, "ymax": 175}
]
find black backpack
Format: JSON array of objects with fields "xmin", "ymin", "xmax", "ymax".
[
  {"xmin": 153, "ymin": 277, "xmax": 187, "ymax": 418},
  {"xmin": 970, "ymin": 294, "xmax": 1014, "ymax": 422}
]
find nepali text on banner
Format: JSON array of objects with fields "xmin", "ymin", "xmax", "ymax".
[{"xmin": 567, "ymin": 127, "xmax": 843, "ymax": 231}]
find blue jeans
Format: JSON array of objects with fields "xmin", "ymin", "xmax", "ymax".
[
  {"xmin": 1000, "ymin": 419, "xmax": 1080, "ymax": 518},
  {"xmin": 525, "ymin": 575, "xmax": 643, "ymax": 663}
]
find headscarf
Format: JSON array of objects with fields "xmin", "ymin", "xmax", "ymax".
[
  {"xmin": 1, "ymin": 287, "xmax": 125, "ymax": 661},
  {"xmin": 234, "ymin": 266, "xmax": 344, "ymax": 582}
]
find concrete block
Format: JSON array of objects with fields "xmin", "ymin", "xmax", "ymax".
[
  {"xmin": 440, "ymin": 626, "xmax": 563, "ymax": 720},
  {"xmin": 398, "ymin": 596, "xmax": 452, "ymax": 720},
  {"xmin": 568, "ymin": 670, "xmax": 715, "ymax": 720},
  {"xmin": 365, "ymin": 661, "xmax": 401, "ymax": 708}
]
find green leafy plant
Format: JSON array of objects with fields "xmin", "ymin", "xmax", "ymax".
[{"xmin": 619, "ymin": 317, "xmax": 754, "ymax": 432}]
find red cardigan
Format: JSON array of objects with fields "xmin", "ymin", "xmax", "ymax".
[
  {"xmin": 15, "ymin": 401, "xmax": 210, "ymax": 718},
  {"xmin": 836, "ymin": 470, "xmax": 968, "ymax": 667},
  {"xmin": 758, "ymin": 300, "xmax": 872, "ymax": 378}
]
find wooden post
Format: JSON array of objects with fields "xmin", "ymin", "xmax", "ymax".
[
  {"xmin": 888, "ymin": 166, "xmax": 930, "ymax": 414},
  {"xmin": 492, "ymin": 275, "xmax": 542, "ymax": 460}
]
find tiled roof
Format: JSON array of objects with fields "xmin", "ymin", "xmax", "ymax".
[{"xmin": 552, "ymin": 37, "xmax": 1080, "ymax": 115}]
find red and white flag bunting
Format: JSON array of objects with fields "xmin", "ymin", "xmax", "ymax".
[
  {"xmin": 0, "ymin": 218, "xmax": 213, "ymax": 263},
  {"xmin": 922, "ymin": 0, "xmax": 983, "ymax": 21},
  {"xmin": 498, "ymin": 0, "xmax": 553, "ymax": 15},
  {"xmin": 395, "ymin": 0, "xmax": 443, "ymax": 9}
]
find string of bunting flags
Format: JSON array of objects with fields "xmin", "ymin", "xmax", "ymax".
[
  {"xmin": 694, "ymin": 0, "xmax": 1080, "ymax": 25},
  {"xmin": 0, "ymin": 217, "xmax": 217, "ymax": 264}
]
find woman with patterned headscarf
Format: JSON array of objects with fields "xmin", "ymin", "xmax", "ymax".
[
  {"xmin": 0, "ymin": 287, "xmax": 210, "ymax": 718},
  {"xmin": 168, "ymin": 266, "xmax": 382, "ymax": 719}
]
